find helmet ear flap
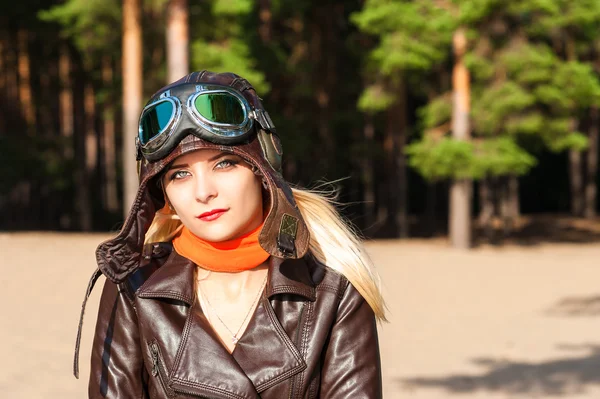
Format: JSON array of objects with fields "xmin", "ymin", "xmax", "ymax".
[{"xmin": 257, "ymin": 129, "xmax": 283, "ymax": 173}]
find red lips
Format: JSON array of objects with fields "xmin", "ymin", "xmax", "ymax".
[{"xmin": 197, "ymin": 209, "xmax": 228, "ymax": 221}]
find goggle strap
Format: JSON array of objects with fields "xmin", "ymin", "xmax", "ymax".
[
  {"xmin": 231, "ymin": 77, "xmax": 253, "ymax": 93},
  {"xmin": 254, "ymin": 109, "xmax": 276, "ymax": 131}
]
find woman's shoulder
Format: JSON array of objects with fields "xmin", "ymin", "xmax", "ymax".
[
  {"xmin": 303, "ymin": 255, "xmax": 350, "ymax": 298},
  {"xmin": 118, "ymin": 242, "xmax": 175, "ymax": 294}
]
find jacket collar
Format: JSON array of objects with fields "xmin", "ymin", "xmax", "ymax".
[
  {"xmin": 137, "ymin": 251, "xmax": 317, "ymax": 304},
  {"xmin": 136, "ymin": 251, "xmax": 313, "ymax": 398}
]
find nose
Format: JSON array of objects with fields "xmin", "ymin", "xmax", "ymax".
[{"xmin": 193, "ymin": 173, "xmax": 218, "ymax": 203}]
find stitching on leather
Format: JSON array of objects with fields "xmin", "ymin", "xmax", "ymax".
[
  {"xmin": 135, "ymin": 249, "xmax": 177, "ymax": 294},
  {"xmin": 295, "ymin": 300, "xmax": 313, "ymax": 399},
  {"xmin": 307, "ymin": 372, "xmax": 319, "ymax": 399},
  {"xmin": 254, "ymin": 297, "xmax": 306, "ymax": 391},
  {"xmin": 270, "ymin": 286, "xmax": 315, "ymax": 300},
  {"xmin": 137, "ymin": 290, "xmax": 192, "ymax": 304},
  {"xmin": 171, "ymin": 299, "xmax": 195, "ymax": 374},
  {"xmin": 171, "ymin": 377, "xmax": 244, "ymax": 399},
  {"xmin": 315, "ymin": 284, "xmax": 339, "ymax": 294}
]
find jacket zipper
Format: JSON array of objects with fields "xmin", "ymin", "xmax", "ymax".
[
  {"xmin": 149, "ymin": 341, "xmax": 177, "ymax": 398},
  {"xmin": 149, "ymin": 342, "xmax": 231, "ymax": 399}
]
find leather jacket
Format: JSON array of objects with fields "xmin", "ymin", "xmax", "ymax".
[{"xmin": 88, "ymin": 243, "xmax": 382, "ymax": 398}]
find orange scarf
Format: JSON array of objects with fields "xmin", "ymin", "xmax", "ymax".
[{"xmin": 172, "ymin": 223, "xmax": 270, "ymax": 272}]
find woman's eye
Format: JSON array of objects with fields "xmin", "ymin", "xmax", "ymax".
[
  {"xmin": 215, "ymin": 159, "xmax": 238, "ymax": 169},
  {"xmin": 169, "ymin": 170, "xmax": 190, "ymax": 180}
]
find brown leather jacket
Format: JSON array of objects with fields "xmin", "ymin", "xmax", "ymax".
[{"xmin": 88, "ymin": 243, "xmax": 382, "ymax": 398}]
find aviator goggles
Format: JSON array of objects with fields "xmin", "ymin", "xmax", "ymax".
[{"xmin": 137, "ymin": 84, "xmax": 275, "ymax": 162}]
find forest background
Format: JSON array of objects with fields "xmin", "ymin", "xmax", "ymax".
[{"xmin": 2, "ymin": 0, "xmax": 600, "ymax": 249}]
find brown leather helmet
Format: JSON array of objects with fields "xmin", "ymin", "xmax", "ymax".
[{"xmin": 96, "ymin": 71, "xmax": 310, "ymax": 284}]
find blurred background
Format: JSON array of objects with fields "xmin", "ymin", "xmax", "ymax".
[
  {"xmin": 2, "ymin": 0, "xmax": 600, "ymax": 398},
  {"xmin": 3, "ymin": 0, "xmax": 600, "ymax": 247}
]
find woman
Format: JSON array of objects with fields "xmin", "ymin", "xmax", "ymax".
[{"xmin": 75, "ymin": 71, "xmax": 386, "ymax": 398}]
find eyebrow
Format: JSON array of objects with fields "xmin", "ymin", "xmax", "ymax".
[{"xmin": 166, "ymin": 152, "xmax": 235, "ymax": 171}]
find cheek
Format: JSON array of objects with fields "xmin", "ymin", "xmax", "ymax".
[
  {"xmin": 223, "ymin": 174, "xmax": 262, "ymax": 206},
  {"xmin": 165, "ymin": 185, "xmax": 190, "ymax": 209}
]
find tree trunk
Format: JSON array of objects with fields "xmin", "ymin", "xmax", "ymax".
[
  {"xmin": 394, "ymin": 81, "xmax": 409, "ymax": 238},
  {"xmin": 310, "ymin": 12, "xmax": 334, "ymax": 159},
  {"xmin": 425, "ymin": 182, "xmax": 437, "ymax": 237},
  {"xmin": 499, "ymin": 177, "xmax": 513, "ymax": 237},
  {"xmin": 449, "ymin": 27, "xmax": 472, "ymax": 249},
  {"xmin": 585, "ymin": 106, "xmax": 599, "ymax": 218},
  {"xmin": 166, "ymin": 0, "xmax": 188, "ymax": 83},
  {"xmin": 17, "ymin": 29, "xmax": 35, "ymax": 130},
  {"xmin": 122, "ymin": 0, "xmax": 143, "ymax": 217},
  {"xmin": 75, "ymin": 82, "xmax": 97, "ymax": 231},
  {"xmin": 507, "ymin": 174, "xmax": 519, "ymax": 229},
  {"xmin": 565, "ymin": 35, "xmax": 584, "ymax": 217},
  {"xmin": 5, "ymin": 30, "xmax": 18, "ymax": 104},
  {"xmin": 0, "ymin": 32, "xmax": 5, "ymax": 133},
  {"xmin": 102, "ymin": 56, "xmax": 120, "ymax": 214},
  {"xmin": 59, "ymin": 44, "xmax": 74, "ymax": 161},
  {"xmin": 361, "ymin": 116, "xmax": 376, "ymax": 231},
  {"xmin": 384, "ymin": 107, "xmax": 397, "ymax": 236},
  {"xmin": 258, "ymin": 0, "xmax": 272, "ymax": 43},
  {"xmin": 478, "ymin": 177, "xmax": 494, "ymax": 240},
  {"xmin": 569, "ymin": 147, "xmax": 584, "ymax": 216}
]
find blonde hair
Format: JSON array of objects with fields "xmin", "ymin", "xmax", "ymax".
[{"xmin": 144, "ymin": 187, "xmax": 387, "ymax": 321}]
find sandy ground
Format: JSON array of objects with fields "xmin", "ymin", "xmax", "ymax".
[{"xmin": 1, "ymin": 232, "xmax": 599, "ymax": 398}]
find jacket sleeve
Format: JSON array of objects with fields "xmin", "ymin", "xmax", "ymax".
[
  {"xmin": 89, "ymin": 278, "xmax": 148, "ymax": 398},
  {"xmin": 320, "ymin": 281, "xmax": 383, "ymax": 398}
]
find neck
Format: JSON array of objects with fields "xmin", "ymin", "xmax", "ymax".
[{"xmin": 172, "ymin": 222, "xmax": 270, "ymax": 273}]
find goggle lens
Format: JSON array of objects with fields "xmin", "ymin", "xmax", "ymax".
[
  {"xmin": 139, "ymin": 100, "xmax": 175, "ymax": 144},
  {"xmin": 194, "ymin": 93, "xmax": 245, "ymax": 125}
]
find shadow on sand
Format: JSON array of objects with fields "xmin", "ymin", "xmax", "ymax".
[
  {"xmin": 399, "ymin": 344, "xmax": 600, "ymax": 396},
  {"xmin": 473, "ymin": 215, "xmax": 600, "ymax": 247},
  {"xmin": 546, "ymin": 295, "xmax": 600, "ymax": 317}
]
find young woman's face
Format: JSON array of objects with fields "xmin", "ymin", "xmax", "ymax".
[{"xmin": 163, "ymin": 149, "xmax": 264, "ymax": 242}]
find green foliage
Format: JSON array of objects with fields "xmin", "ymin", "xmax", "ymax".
[
  {"xmin": 189, "ymin": 0, "xmax": 269, "ymax": 94},
  {"xmin": 514, "ymin": 0, "xmax": 600, "ymax": 41},
  {"xmin": 551, "ymin": 62, "xmax": 600, "ymax": 108},
  {"xmin": 191, "ymin": 39, "xmax": 270, "ymax": 94},
  {"xmin": 38, "ymin": 0, "xmax": 121, "ymax": 56},
  {"xmin": 472, "ymin": 81, "xmax": 536, "ymax": 136},
  {"xmin": 419, "ymin": 95, "xmax": 452, "ymax": 129},
  {"xmin": 476, "ymin": 137, "xmax": 537, "ymax": 176},
  {"xmin": 464, "ymin": 53, "xmax": 495, "ymax": 81},
  {"xmin": 406, "ymin": 136, "xmax": 537, "ymax": 181},
  {"xmin": 459, "ymin": 0, "xmax": 506, "ymax": 24},
  {"xmin": 352, "ymin": 0, "xmax": 455, "ymax": 111},
  {"xmin": 504, "ymin": 113, "xmax": 544, "ymax": 136},
  {"xmin": 213, "ymin": 0, "xmax": 253, "ymax": 15},
  {"xmin": 406, "ymin": 137, "xmax": 480, "ymax": 181},
  {"xmin": 499, "ymin": 43, "xmax": 556, "ymax": 86},
  {"xmin": 357, "ymin": 83, "xmax": 396, "ymax": 113}
]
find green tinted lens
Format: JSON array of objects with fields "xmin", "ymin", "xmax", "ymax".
[
  {"xmin": 194, "ymin": 93, "xmax": 245, "ymax": 125},
  {"xmin": 139, "ymin": 101, "xmax": 175, "ymax": 144}
]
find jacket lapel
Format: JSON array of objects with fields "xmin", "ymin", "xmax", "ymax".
[
  {"xmin": 232, "ymin": 296, "xmax": 306, "ymax": 393},
  {"xmin": 170, "ymin": 300, "xmax": 261, "ymax": 399},
  {"xmin": 136, "ymin": 252, "xmax": 316, "ymax": 398}
]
